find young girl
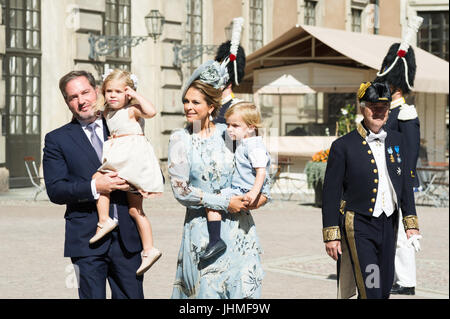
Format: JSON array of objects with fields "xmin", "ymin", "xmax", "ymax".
[
  {"xmin": 200, "ymin": 102, "xmax": 271, "ymax": 264},
  {"xmin": 89, "ymin": 69, "xmax": 164, "ymax": 276}
]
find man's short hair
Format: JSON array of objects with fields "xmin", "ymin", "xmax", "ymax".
[{"xmin": 59, "ymin": 70, "xmax": 96, "ymax": 100}]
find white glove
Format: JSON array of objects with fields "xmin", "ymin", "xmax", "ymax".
[{"xmin": 407, "ymin": 234, "xmax": 422, "ymax": 252}]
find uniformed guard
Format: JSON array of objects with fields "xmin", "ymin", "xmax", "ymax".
[
  {"xmin": 374, "ymin": 16, "xmax": 423, "ymax": 295},
  {"xmin": 214, "ymin": 17, "xmax": 245, "ymax": 124},
  {"xmin": 321, "ymin": 81, "xmax": 420, "ymax": 299}
]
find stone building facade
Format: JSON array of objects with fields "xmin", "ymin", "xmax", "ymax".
[{"xmin": 0, "ymin": 0, "xmax": 448, "ymax": 189}]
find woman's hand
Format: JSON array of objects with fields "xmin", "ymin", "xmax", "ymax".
[
  {"xmin": 227, "ymin": 195, "xmax": 248, "ymax": 213},
  {"xmin": 247, "ymin": 193, "xmax": 267, "ymax": 210},
  {"xmin": 243, "ymin": 190, "xmax": 259, "ymax": 206}
]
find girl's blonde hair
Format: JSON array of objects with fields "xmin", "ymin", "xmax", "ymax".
[
  {"xmin": 95, "ymin": 69, "xmax": 138, "ymax": 111},
  {"xmin": 224, "ymin": 102, "xmax": 263, "ymax": 134}
]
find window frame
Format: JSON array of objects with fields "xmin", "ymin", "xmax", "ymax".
[
  {"xmin": 304, "ymin": 0, "xmax": 317, "ymax": 26},
  {"xmin": 417, "ymin": 11, "xmax": 449, "ymax": 61},
  {"xmin": 249, "ymin": 0, "xmax": 264, "ymax": 53},
  {"xmin": 185, "ymin": 0, "xmax": 203, "ymax": 75},
  {"xmin": 351, "ymin": 8, "xmax": 362, "ymax": 32},
  {"xmin": 104, "ymin": 0, "xmax": 132, "ymax": 68},
  {"xmin": 3, "ymin": 0, "xmax": 42, "ymax": 137}
]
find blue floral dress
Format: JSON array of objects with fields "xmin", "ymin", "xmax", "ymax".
[{"xmin": 168, "ymin": 123, "xmax": 264, "ymax": 299}]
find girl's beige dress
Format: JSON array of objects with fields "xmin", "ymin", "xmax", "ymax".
[{"xmin": 98, "ymin": 105, "xmax": 164, "ymax": 194}]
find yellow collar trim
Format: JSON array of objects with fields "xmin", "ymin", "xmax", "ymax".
[
  {"xmin": 221, "ymin": 92, "xmax": 235, "ymax": 105},
  {"xmin": 356, "ymin": 121, "xmax": 368, "ymax": 139},
  {"xmin": 390, "ymin": 97, "xmax": 405, "ymax": 110}
]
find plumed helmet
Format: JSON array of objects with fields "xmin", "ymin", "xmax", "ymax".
[
  {"xmin": 215, "ymin": 41, "xmax": 246, "ymax": 87},
  {"xmin": 375, "ymin": 43, "xmax": 416, "ymax": 94}
]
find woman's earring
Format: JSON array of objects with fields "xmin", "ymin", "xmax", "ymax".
[{"xmin": 209, "ymin": 114, "xmax": 213, "ymax": 121}]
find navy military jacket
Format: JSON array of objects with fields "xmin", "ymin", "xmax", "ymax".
[
  {"xmin": 322, "ymin": 123, "xmax": 417, "ymax": 229},
  {"xmin": 214, "ymin": 95, "xmax": 243, "ymax": 124},
  {"xmin": 385, "ymin": 99, "xmax": 420, "ymax": 187}
]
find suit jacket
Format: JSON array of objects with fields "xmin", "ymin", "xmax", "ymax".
[
  {"xmin": 385, "ymin": 100, "xmax": 420, "ymax": 187},
  {"xmin": 43, "ymin": 118, "xmax": 142, "ymax": 257},
  {"xmin": 322, "ymin": 122, "xmax": 417, "ymax": 238}
]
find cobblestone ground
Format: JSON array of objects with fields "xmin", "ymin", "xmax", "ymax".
[{"xmin": 0, "ymin": 187, "xmax": 448, "ymax": 299}]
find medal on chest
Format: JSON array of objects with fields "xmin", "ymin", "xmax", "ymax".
[
  {"xmin": 388, "ymin": 146, "xmax": 395, "ymax": 163},
  {"xmin": 394, "ymin": 145, "xmax": 402, "ymax": 163}
]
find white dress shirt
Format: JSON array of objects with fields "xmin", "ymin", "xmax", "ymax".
[
  {"xmin": 366, "ymin": 129, "xmax": 397, "ymax": 217},
  {"xmin": 78, "ymin": 117, "xmax": 119, "ymax": 222},
  {"xmin": 78, "ymin": 117, "xmax": 104, "ymax": 200}
]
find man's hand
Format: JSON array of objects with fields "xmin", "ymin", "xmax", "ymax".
[
  {"xmin": 325, "ymin": 240, "xmax": 342, "ymax": 261},
  {"xmin": 228, "ymin": 195, "xmax": 248, "ymax": 213},
  {"xmin": 95, "ymin": 172, "xmax": 130, "ymax": 194},
  {"xmin": 406, "ymin": 229, "xmax": 420, "ymax": 239}
]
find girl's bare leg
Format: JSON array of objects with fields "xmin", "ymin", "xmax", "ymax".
[
  {"xmin": 128, "ymin": 192, "xmax": 162, "ymax": 275},
  {"xmin": 127, "ymin": 192, "xmax": 154, "ymax": 252},
  {"xmin": 94, "ymin": 171, "xmax": 111, "ymax": 228},
  {"xmin": 89, "ymin": 172, "xmax": 116, "ymax": 243}
]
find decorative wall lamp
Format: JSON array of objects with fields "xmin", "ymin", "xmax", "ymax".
[
  {"xmin": 172, "ymin": 21, "xmax": 236, "ymax": 68},
  {"xmin": 88, "ymin": 9, "xmax": 165, "ymax": 60}
]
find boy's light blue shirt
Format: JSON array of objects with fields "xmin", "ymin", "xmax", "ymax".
[{"xmin": 231, "ymin": 136, "xmax": 271, "ymax": 196}]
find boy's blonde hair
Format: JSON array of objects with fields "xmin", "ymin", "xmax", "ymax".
[
  {"xmin": 224, "ymin": 102, "xmax": 263, "ymax": 134},
  {"xmin": 95, "ymin": 69, "xmax": 138, "ymax": 111}
]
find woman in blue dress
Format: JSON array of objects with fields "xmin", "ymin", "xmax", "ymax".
[{"xmin": 168, "ymin": 60, "xmax": 267, "ymax": 298}]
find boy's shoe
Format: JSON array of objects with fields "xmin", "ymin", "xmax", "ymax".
[
  {"xmin": 89, "ymin": 217, "xmax": 118, "ymax": 244},
  {"xmin": 199, "ymin": 239, "xmax": 227, "ymax": 264},
  {"xmin": 136, "ymin": 248, "xmax": 162, "ymax": 276}
]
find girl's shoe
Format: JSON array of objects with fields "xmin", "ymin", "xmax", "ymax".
[
  {"xmin": 136, "ymin": 248, "xmax": 162, "ymax": 276},
  {"xmin": 89, "ymin": 217, "xmax": 118, "ymax": 244}
]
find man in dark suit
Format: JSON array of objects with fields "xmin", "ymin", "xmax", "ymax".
[
  {"xmin": 43, "ymin": 70, "xmax": 144, "ymax": 299},
  {"xmin": 321, "ymin": 81, "xmax": 420, "ymax": 299}
]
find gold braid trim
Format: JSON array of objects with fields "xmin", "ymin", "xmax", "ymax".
[
  {"xmin": 403, "ymin": 215, "xmax": 419, "ymax": 231},
  {"xmin": 357, "ymin": 82, "xmax": 371, "ymax": 99},
  {"xmin": 323, "ymin": 226, "xmax": 341, "ymax": 242},
  {"xmin": 356, "ymin": 122, "xmax": 368, "ymax": 139},
  {"xmin": 340, "ymin": 200, "xmax": 346, "ymax": 215}
]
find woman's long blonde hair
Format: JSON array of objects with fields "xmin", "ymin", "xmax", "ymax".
[
  {"xmin": 95, "ymin": 69, "xmax": 138, "ymax": 112},
  {"xmin": 224, "ymin": 102, "xmax": 263, "ymax": 135}
]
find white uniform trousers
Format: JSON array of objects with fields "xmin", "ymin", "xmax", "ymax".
[{"xmin": 394, "ymin": 211, "xmax": 417, "ymax": 287}]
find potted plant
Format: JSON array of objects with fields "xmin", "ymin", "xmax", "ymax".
[
  {"xmin": 336, "ymin": 103, "xmax": 357, "ymax": 136},
  {"xmin": 305, "ymin": 149, "xmax": 329, "ymax": 207}
]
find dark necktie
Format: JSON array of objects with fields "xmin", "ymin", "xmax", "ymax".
[{"xmin": 87, "ymin": 122, "xmax": 103, "ymax": 161}]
